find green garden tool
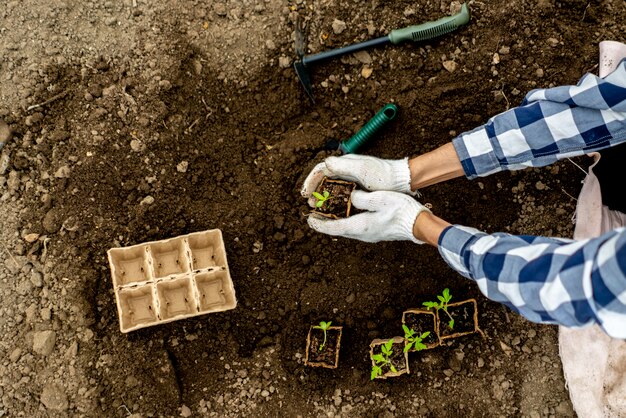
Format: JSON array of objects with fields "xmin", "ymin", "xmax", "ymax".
[{"xmin": 294, "ymin": 3, "xmax": 471, "ymax": 102}]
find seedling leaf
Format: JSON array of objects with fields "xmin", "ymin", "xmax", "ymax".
[
  {"xmin": 390, "ymin": 365, "xmax": 398, "ymax": 373},
  {"xmin": 371, "ymin": 365, "xmax": 382, "ymax": 380},
  {"xmin": 313, "ymin": 320, "xmax": 333, "ymax": 351},
  {"xmin": 402, "ymin": 324, "xmax": 414, "ymax": 338},
  {"xmin": 422, "ymin": 301, "xmax": 438, "ymax": 310},
  {"xmin": 403, "ymin": 342, "xmax": 413, "ymax": 353},
  {"xmin": 372, "ymin": 354, "xmax": 385, "ymax": 363},
  {"xmin": 312, "ymin": 190, "xmax": 331, "ymax": 209}
]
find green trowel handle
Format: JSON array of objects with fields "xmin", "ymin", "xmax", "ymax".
[{"xmin": 388, "ymin": 3, "xmax": 470, "ymax": 44}]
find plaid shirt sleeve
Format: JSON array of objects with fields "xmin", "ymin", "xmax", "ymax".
[
  {"xmin": 438, "ymin": 225, "xmax": 626, "ymax": 338},
  {"xmin": 453, "ymin": 59, "xmax": 626, "ymax": 179}
]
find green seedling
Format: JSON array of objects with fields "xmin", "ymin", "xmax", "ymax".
[
  {"xmin": 313, "ymin": 321, "xmax": 332, "ymax": 351},
  {"xmin": 402, "ymin": 325, "xmax": 430, "ymax": 353},
  {"xmin": 371, "ymin": 339, "xmax": 398, "ymax": 380},
  {"xmin": 423, "ymin": 288, "xmax": 455, "ymax": 330},
  {"xmin": 312, "ymin": 190, "xmax": 331, "ymax": 208}
]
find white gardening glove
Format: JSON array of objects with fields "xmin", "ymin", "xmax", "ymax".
[
  {"xmin": 307, "ymin": 190, "xmax": 430, "ymax": 244},
  {"xmin": 301, "ymin": 155, "xmax": 414, "ymax": 207}
]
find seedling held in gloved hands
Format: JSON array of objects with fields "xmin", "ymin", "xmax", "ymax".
[
  {"xmin": 312, "ymin": 191, "xmax": 331, "ymax": 209},
  {"xmin": 311, "ymin": 177, "xmax": 356, "ymax": 219}
]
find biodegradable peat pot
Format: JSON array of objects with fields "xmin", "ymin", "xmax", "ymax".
[
  {"xmin": 312, "ymin": 177, "xmax": 356, "ymax": 219},
  {"xmin": 370, "ymin": 336, "xmax": 409, "ymax": 380},
  {"xmin": 437, "ymin": 299, "xmax": 480, "ymax": 341},
  {"xmin": 402, "ymin": 308, "xmax": 440, "ymax": 351},
  {"xmin": 305, "ymin": 326, "xmax": 343, "ymax": 369}
]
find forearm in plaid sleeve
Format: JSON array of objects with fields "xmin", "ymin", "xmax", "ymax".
[
  {"xmin": 438, "ymin": 225, "xmax": 626, "ymax": 338},
  {"xmin": 453, "ymin": 60, "xmax": 626, "ymax": 179}
]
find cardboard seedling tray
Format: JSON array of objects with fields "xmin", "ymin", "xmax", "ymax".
[{"xmin": 108, "ymin": 229, "xmax": 236, "ymax": 333}]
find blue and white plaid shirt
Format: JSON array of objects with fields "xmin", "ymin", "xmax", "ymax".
[{"xmin": 440, "ymin": 59, "xmax": 626, "ymax": 338}]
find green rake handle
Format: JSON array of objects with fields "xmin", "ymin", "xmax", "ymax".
[{"xmin": 389, "ymin": 3, "xmax": 470, "ymax": 44}]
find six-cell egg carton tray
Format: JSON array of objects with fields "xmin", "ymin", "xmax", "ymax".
[{"xmin": 107, "ymin": 229, "xmax": 237, "ymax": 333}]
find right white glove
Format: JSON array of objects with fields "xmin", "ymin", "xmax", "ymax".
[
  {"xmin": 307, "ymin": 190, "xmax": 430, "ymax": 244},
  {"xmin": 301, "ymin": 155, "xmax": 414, "ymax": 207}
]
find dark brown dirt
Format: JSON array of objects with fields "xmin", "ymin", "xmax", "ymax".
[{"xmin": 1, "ymin": 0, "xmax": 624, "ymax": 416}]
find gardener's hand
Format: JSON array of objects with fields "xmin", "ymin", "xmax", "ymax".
[
  {"xmin": 301, "ymin": 155, "xmax": 414, "ymax": 206},
  {"xmin": 308, "ymin": 190, "xmax": 431, "ymax": 244}
]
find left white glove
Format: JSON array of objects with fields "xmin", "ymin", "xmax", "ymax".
[{"xmin": 308, "ymin": 190, "xmax": 431, "ymax": 244}]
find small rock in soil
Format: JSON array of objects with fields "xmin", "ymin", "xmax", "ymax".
[
  {"xmin": 30, "ymin": 271, "xmax": 43, "ymax": 287},
  {"xmin": 24, "ymin": 233, "xmax": 39, "ymax": 243},
  {"xmin": 443, "ymin": 60, "xmax": 457, "ymax": 72},
  {"xmin": 332, "ymin": 19, "xmax": 347, "ymax": 34},
  {"xmin": 361, "ymin": 66, "xmax": 373, "ymax": 78},
  {"xmin": 181, "ymin": 405, "xmax": 192, "ymax": 417},
  {"xmin": 346, "ymin": 293, "xmax": 355, "ymax": 303},
  {"xmin": 214, "ymin": 3, "xmax": 227, "ymax": 16},
  {"xmin": 7, "ymin": 170, "xmax": 20, "ymax": 193},
  {"xmin": 130, "ymin": 139, "xmax": 145, "ymax": 152},
  {"xmin": 140, "ymin": 195, "xmax": 154, "ymax": 205},
  {"xmin": 33, "ymin": 330, "xmax": 56, "ymax": 355},
  {"xmin": 353, "ymin": 51, "xmax": 372, "ymax": 64},
  {"xmin": 54, "ymin": 165, "xmax": 71, "ymax": 178},
  {"xmin": 41, "ymin": 383, "xmax": 68, "ymax": 411},
  {"xmin": 278, "ymin": 56, "xmax": 291, "ymax": 68},
  {"xmin": 0, "ymin": 119, "xmax": 11, "ymax": 145},
  {"xmin": 10, "ymin": 348, "xmax": 21, "ymax": 362},
  {"xmin": 42, "ymin": 208, "xmax": 63, "ymax": 233},
  {"xmin": 177, "ymin": 161, "xmax": 189, "ymax": 173}
]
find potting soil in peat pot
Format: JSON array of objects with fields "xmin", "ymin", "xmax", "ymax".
[
  {"xmin": 306, "ymin": 327, "xmax": 342, "ymax": 368},
  {"xmin": 403, "ymin": 310, "xmax": 439, "ymax": 349},
  {"xmin": 439, "ymin": 299, "xmax": 479, "ymax": 340},
  {"xmin": 312, "ymin": 178, "xmax": 356, "ymax": 219}
]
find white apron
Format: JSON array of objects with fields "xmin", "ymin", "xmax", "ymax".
[{"xmin": 558, "ymin": 41, "xmax": 626, "ymax": 418}]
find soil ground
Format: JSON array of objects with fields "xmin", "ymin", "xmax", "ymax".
[{"xmin": 0, "ymin": 0, "xmax": 624, "ymax": 416}]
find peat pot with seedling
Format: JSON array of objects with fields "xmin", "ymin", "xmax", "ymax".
[
  {"xmin": 370, "ymin": 337, "xmax": 409, "ymax": 380},
  {"xmin": 312, "ymin": 177, "xmax": 356, "ymax": 219},
  {"xmin": 423, "ymin": 288, "xmax": 480, "ymax": 340},
  {"xmin": 401, "ymin": 308, "xmax": 440, "ymax": 351},
  {"xmin": 305, "ymin": 321, "xmax": 343, "ymax": 369}
]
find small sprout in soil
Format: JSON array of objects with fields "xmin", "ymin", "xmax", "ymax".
[
  {"xmin": 423, "ymin": 288, "xmax": 455, "ymax": 330},
  {"xmin": 402, "ymin": 324, "xmax": 430, "ymax": 353},
  {"xmin": 371, "ymin": 339, "xmax": 397, "ymax": 380},
  {"xmin": 312, "ymin": 191, "xmax": 331, "ymax": 208},
  {"xmin": 313, "ymin": 320, "xmax": 332, "ymax": 351}
]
